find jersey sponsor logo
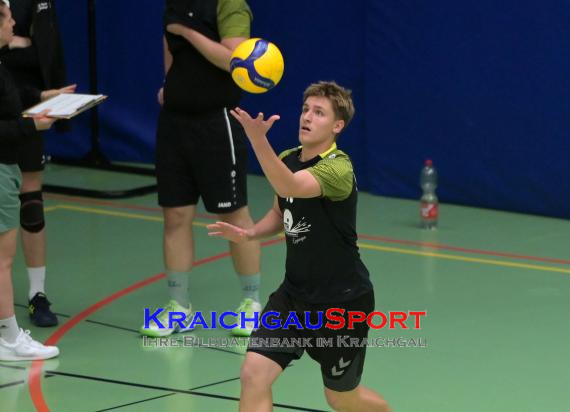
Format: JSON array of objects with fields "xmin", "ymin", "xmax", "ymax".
[
  {"xmin": 217, "ymin": 201, "xmax": 232, "ymax": 208},
  {"xmin": 283, "ymin": 209, "xmax": 311, "ymax": 244},
  {"xmin": 37, "ymin": 2, "xmax": 49, "ymax": 12},
  {"xmin": 282, "ymin": 198, "xmax": 311, "ymax": 244}
]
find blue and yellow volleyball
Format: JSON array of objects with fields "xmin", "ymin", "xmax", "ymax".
[{"xmin": 230, "ymin": 38, "xmax": 284, "ymax": 94}]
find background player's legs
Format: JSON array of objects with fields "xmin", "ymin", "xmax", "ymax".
[
  {"xmin": 0, "ymin": 228, "xmax": 58, "ymax": 361},
  {"xmin": 139, "ymin": 205, "xmax": 195, "ymax": 337},
  {"xmin": 324, "ymin": 386, "xmax": 391, "ymax": 412},
  {"xmin": 163, "ymin": 205, "xmax": 196, "ymax": 273},
  {"xmin": 218, "ymin": 206, "xmax": 261, "ymax": 336},
  {"xmin": 19, "ymin": 171, "xmax": 57, "ymax": 327},
  {"xmin": 239, "ymin": 352, "xmax": 283, "ymax": 412},
  {"xmin": 20, "ymin": 172, "xmax": 45, "ymax": 270},
  {"xmin": 0, "ymin": 229, "xmax": 17, "ymax": 320},
  {"xmin": 162, "ymin": 205, "xmax": 196, "ymax": 309}
]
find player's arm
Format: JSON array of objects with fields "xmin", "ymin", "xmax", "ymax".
[
  {"xmin": 230, "ymin": 108, "xmax": 322, "ymax": 199},
  {"xmin": 208, "ymin": 197, "xmax": 283, "ymax": 243},
  {"xmin": 165, "ymin": 0, "xmax": 250, "ymax": 72},
  {"xmin": 19, "ymin": 83, "xmax": 76, "ymax": 107},
  {"xmin": 163, "ymin": 36, "xmax": 173, "ymax": 75},
  {"xmin": 248, "ymin": 197, "xmax": 283, "ymax": 240},
  {"xmin": 0, "ymin": 110, "xmax": 56, "ymax": 142},
  {"xmin": 158, "ymin": 37, "xmax": 173, "ymax": 106},
  {"xmin": 40, "ymin": 84, "xmax": 77, "ymax": 101},
  {"xmin": 0, "ymin": 118, "xmax": 37, "ymax": 142},
  {"xmin": 166, "ymin": 24, "xmax": 245, "ymax": 72},
  {"xmin": 252, "ymin": 141, "xmax": 322, "ymax": 199},
  {"xmin": 8, "ymin": 35, "xmax": 32, "ymax": 50}
]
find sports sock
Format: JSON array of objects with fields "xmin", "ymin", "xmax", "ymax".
[
  {"xmin": 28, "ymin": 266, "xmax": 46, "ymax": 300},
  {"xmin": 166, "ymin": 270, "xmax": 190, "ymax": 309},
  {"xmin": 238, "ymin": 273, "xmax": 260, "ymax": 302},
  {"xmin": 0, "ymin": 316, "xmax": 20, "ymax": 343}
]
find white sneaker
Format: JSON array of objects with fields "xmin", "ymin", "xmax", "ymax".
[
  {"xmin": 233, "ymin": 298, "xmax": 262, "ymax": 337},
  {"xmin": 0, "ymin": 329, "xmax": 59, "ymax": 361},
  {"xmin": 140, "ymin": 300, "xmax": 194, "ymax": 337}
]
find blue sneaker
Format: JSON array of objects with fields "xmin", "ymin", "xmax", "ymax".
[{"xmin": 29, "ymin": 293, "xmax": 58, "ymax": 327}]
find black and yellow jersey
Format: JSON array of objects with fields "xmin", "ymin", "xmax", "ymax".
[{"xmin": 277, "ymin": 143, "xmax": 373, "ymax": 304}]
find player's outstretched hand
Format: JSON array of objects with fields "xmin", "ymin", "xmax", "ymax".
[
  {"xmin": 207, "ymin": 221, "xmax": 252, "ymax": 243},
  {"xmin": 230, "ymin": 107, "xmax": 280, "ymax": 143}
]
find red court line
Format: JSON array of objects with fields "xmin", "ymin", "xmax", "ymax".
[
  {"xmin": 358, "ymin": 234, "xmax": 570, "ymax": 265},
  {"xmin": 29, "ymin": 237, "xmax": 283, "ymax": 412},
  {"xmin": 28, "ymin": 271, "xmax": 171, "ymax": 412},
  {"xmin": 46, "ymin": 194, "xmax": 570, "ymax": 265}
]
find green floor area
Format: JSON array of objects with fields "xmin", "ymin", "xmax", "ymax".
[{"xmin": 1, "ymin": 164, "xmax": 569, "ymax": 411}]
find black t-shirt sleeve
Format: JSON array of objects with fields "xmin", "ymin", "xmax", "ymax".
[
  {"xmin": 0, "ymin": 45, "xmax": 40, "ymax": 70},
  {"xmin": 0, "ymin": 70, "xmax": 37, "ymax": 143},
  {"xmin": 19, "ymin": 84, "xmax": 41, "ymax": 108},
  {"xmin": 0, "ymin": 118, "xmax": 36, "ymax": 143}
]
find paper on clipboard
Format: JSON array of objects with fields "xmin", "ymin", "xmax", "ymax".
[{"xmin": 23, "ymin": 93, "xmax": 107, "ymax": 119}]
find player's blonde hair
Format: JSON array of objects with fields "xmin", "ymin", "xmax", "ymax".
[{"xmin": 303, "ymin": 81, "xmax": 355, "ymax": 131}]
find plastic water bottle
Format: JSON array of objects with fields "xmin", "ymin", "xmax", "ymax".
[{"xmin": 420, "ymin": 159, "xmax": 438, "ymax": 229}]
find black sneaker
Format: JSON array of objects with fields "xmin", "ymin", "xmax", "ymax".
[{"xmin": 28, "ymin": 293, "xmax": 58, "ymax": 327}]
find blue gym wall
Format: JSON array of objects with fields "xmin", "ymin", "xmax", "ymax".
[{"xmin": 47, "ymin": 0, "xmax": 570, "ymax": 218}]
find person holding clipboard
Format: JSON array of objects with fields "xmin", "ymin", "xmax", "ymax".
[
  {"xmin": 0, "ymin": 0, "xmax": 62, "ymax": 360},
  {"xmin": 0, "ymin": 0, "xmax": 75, "ymax": 328}
]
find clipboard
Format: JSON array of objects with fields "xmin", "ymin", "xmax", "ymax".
[{"xmin": 23, "ymin": 93, "xmax": 108, "ymax": 119}]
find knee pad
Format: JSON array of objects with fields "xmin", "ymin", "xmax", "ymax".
[{"xmin": 19, "ymin": 191, "xmax": 45, "ymax": 233}]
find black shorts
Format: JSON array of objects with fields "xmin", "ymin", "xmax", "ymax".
[
  {"xmin": 248, "ymin": 287, "xmax": 375, "ymax": 392},
  {"xmin": 155, "ymin": 108, "xmax": 249, "ymax": 213},
  {"xmin": 18, "ymin": 131, "xmax": 45, "ymax": 173}
]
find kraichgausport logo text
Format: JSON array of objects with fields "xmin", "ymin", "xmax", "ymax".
[{"xmin": 142, "ymin": 309, "xmax": 427, "ymax": 331}]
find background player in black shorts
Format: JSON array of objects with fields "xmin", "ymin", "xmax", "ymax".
[
  {"xmin": 208, "ymin": 82, "xmax": 391, "ymax": 411},
  {"xmin": 0, "ymin": 0, "xmax": 74, "ymax": 327},
  {"xmin": 141, "ymin": 0, "xmax": 263, "ymax": 338}
]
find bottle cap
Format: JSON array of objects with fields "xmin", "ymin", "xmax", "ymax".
[{"xmin": 425, "ymin": 159, "xmax": 433, "ymax": 166}]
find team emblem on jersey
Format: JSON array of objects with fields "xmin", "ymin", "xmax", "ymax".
[{"xmin": 283, "ymin": 200, "xmax": 311, "ymax": 245}]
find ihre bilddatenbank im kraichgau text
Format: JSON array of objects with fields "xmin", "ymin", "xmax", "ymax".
[{"xmin": 142, "ymin": 307, "xmax": 428, "ymax": 348}]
